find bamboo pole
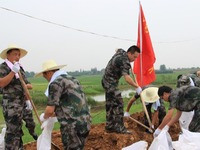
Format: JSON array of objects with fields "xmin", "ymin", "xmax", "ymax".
[
  {"xmin": 133, "ymin": 74, "xmax": 152, "ymax": 129},
  {"xmin": 129, "ymin": 116, "xmax": 153, "ymax": 133}
]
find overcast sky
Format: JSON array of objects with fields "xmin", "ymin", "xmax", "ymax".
[{"xmin": 0, "ymin": 0, "xmax": 200, "ymax": 73}]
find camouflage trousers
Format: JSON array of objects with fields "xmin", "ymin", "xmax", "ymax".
[
  {"xmin": 60, "ymin": 123, "xmax": 90, "ymax": 150},
  {"xmin": 104, "ymin": 88, "xmax": 126, "ymax": 132},
  {"xmin": 23, "ymin": 107, "xmax": 36, "ymax": 138},
  {"xmin": 2, "ymin": 99, "xmax": 24, "ymax": 150}
]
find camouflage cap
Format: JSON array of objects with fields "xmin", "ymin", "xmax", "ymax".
[{"xmin": 177, "ymin": 75, "xmax": 191, "ymax": 88}]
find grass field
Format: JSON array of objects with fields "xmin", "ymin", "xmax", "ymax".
[{"xmin": 0, "ymin": 69, "xmax": 197, "ymax": 144}]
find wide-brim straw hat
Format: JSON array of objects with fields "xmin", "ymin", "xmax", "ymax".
[
  {"xmin": 0, "ymin": 44, "xmax": 27, "ymax": 59},
  {"xmin": 35, "ymin": 60, "xmax": 66, "ymax": 77},
  {"xmin": 140, "ymin": 87, "xmax": 159, "ymax": 103}
]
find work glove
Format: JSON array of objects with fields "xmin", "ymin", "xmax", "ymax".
[
  {"xmin": 25, "ymin": 100, "xmax": 33, "ymax": 110},
  {"xmin": 12, "ymin": 62, "xmax": 20, "ymax": 73},
  {"xmin": 153, "ymin": 128, "xmax": 161, "ymax": 138},
  {"xmin": 136, "ymin": 86, "xmax": 142, "ymax": 95},
  {"xmin": 124, "ymin": 112, "xmax": 130, "ymax": 117},
  {"xmin": 40, "ymin": 113, "xmax": 47, "ymax": 122}
]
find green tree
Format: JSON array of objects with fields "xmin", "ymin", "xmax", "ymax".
[{"xmin": 160, "ymin": 64, "xmax": 166, "ymax": 71}]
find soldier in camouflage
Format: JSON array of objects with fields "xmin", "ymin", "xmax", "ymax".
[
  {"xmin": 155, "ymin": 86, "xmax": 200, "ymax": 132},
  {"xmin": 101, "ymin": 45, "xmax": 142, "ymax": 134},
  {"xmin": 37, "ymin": 60, "xmax": 91, "ymax": 150},
  {"xmin": 0, "ymin": 45, "xmax": 37, "ymax": 149},
  {"xmin": 154, "ymin": 82, "xmax": 200, "ymax": 137}
]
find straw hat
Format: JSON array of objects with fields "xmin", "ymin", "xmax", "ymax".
[
  {"xmin": 0, "ymin": 44, "xmax": 27, "ymax": 59},
  {"xmin": 197, "ymin": 71, "xmax": 200, "ymax": 77},
  {"xmin": 140, "ymin": 87, "xmax": 159, "ymax": 103},
  {"xmin": 35, "ymin": 60, "xmax": 66, "ymax": 77}
]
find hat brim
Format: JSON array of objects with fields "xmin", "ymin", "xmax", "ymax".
[
  {"xmin": 0, "ymin": 47, "xmax": 27, "ymax": 59},
  {"xmin": 140, "ymin": 87, "xmax": 159, "ymax": 103},
  {"xmin": 35, "ymin": 65, "xmax": 66, "ymax": 77}
]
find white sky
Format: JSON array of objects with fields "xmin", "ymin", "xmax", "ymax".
[{"xmin": 0, "ymin": 0, "xmax": 200, "ymax": 73}]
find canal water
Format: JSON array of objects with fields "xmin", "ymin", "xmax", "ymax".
[{"xmin": 91, "ymin": 89, "xmax": 135, "ymax": 102}]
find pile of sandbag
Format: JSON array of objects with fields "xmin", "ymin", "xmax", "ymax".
[{"xmin": 122, "ymin": 127, "xmax": 200, "ymax": 150}]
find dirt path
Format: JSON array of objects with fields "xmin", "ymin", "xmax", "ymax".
[{"xmin": 24, "ymin": 112, "xmax": 181, "ymax": 150}]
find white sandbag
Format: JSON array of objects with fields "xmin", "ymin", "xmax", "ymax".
[
  {"xmin": 149, "ymin": 128, "xmax": 173, "ymax": 150},
  {"xmin": 0, "ymin": 127, "xmax": 6, "ymax": 150},
  {"xmin": 179, "ymin": 111, "xmax": 194, "ymax": 130},
  {"xmin": 37, "ymin": 117, "xmax": 58, "ymax": 150},
  {"xmin": 122, "ymin": 141, "xmax": 148, "ymax": 150},
  {"xmin": 172, "ymin": 127, "xmax": 200, "ymax": 150}
]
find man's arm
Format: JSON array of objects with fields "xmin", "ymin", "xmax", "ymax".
[
  {"xmin": 0, "ymin": 72, "xmax": 15, "ymax": 87},
  {"xmin": 123, "ymin": 74, "xmax": 138, "ymax": 88},
  {"xmin": 152, "ymin": 111, "xmax": 158, "ymax": 128},
  {"xmin": 44, "ymin": 106, "xmax": 55, "ymax": 119},
  {"xmin": 167, "ymin": 110, "xmax": 182, "ymax": 127},
  {"xmin": 157, "ymin": 108, "xmax": 175, "ymax": 130}
]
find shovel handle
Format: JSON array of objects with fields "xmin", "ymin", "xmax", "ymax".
[{"xmin": 129, "ymin": 116, "xmax": 153, "ymax": 133}]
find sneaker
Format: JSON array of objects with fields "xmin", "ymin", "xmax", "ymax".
[{"xmin": 124, "ymin": 112, "xmax": 130, "ymax": 117}]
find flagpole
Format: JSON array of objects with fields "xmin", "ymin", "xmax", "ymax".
[
  {"xmin": 138, "ymin": 1, "xmax": 152, "ymax": 129},
  {"xmin": 139, "ymin": 1, "xmax": 143, "ymax": 87}
]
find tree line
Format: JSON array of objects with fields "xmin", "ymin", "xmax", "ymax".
[{"xmin": 26, "ymin": 65, "xmax": 200, "ymax": 77}]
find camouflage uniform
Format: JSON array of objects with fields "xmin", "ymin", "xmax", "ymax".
[
  {"xmin": 101, "ymin": 49, "xmax": 131, "ymax": 132},
  {"xmin": 187, "ymin": 73, "xmax": 200, "ymax": 87},
  {"xmin": 22, "ymin": 106, "xmax": 37, "ymax": 140},
  {"xmin": 0, "ymin": 62, "xmax": 34, "ymax": 149},
  {"xmin": 47, "ymin": 74, "xmax": 91, "ymax": 150},
  {"xmin": 177, "ymin": 73, "xmax": 200, "ymax": 88},
  {"xmin": 169, "ymin": 86, "xmax": 200, "ymax": 132}
]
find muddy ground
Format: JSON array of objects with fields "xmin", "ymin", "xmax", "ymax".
[{"xmin": 24, "ymin": 112, "xmax": 181, "ymax": 150}]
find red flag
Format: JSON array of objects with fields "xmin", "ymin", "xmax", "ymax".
[{"xmin": 133, "ymin": 3, "xmax": 156, "ymax": 87}]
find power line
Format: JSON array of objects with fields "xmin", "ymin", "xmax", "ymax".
[
  {"xmin": 1, "ymin": 6, "xmax": 200, "ymax": 43},
  {"xmin": 0, "ymin": 6, "xmax": 134, "ymax": 42}
]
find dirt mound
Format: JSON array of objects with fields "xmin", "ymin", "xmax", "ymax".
[{"xmin": 24, "ymin": 112, "xmax": 181, "ymax": 150}]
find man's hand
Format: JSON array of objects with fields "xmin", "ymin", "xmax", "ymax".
[
  {"xmin": 136, "ymin": 87, "xmax": 142, "ymax": 94},
  {"xmin": 40, "ymin": 113, "xmax": 47, "ymax": 122},
  {"xmin": 12, "ymin": 62, "xmax": 20, "ymax": 73},
  {"xmin": 153, "ymin": 128, "xmax": 161, "ymax": 138},
  {"xmin": 25, "ymin": 100, "xmax": 33, "ymax": 110}
]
